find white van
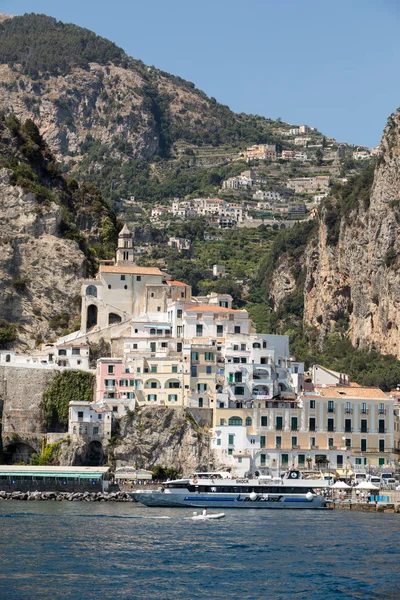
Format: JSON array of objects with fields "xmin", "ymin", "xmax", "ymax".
[
  {"xmin": 367, "ymin": 476, "xmax": 381, "ymax": 486},
  {"xmin": 354, "ymin": 472, "xmax": 367, "ymax": 482}
]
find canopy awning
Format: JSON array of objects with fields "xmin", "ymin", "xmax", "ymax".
[{"xmin": 335, "ymin": 469, "xmax": 354, "ymax": 477}]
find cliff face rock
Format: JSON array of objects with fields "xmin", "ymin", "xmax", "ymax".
[
  {"xmin": 0, "ymin": 167, "xmax": 86, "ymax": 348},
  {"xmin": 303, "ymin": 112, "xmax": 400, "ymax": 357},
  {"xmin": 0, "ymin": 62, "xmax": 158, "ymax": 162},
  {"xmin": 113, "ymin": 407, "xmax": 213, "ymax": 476}
]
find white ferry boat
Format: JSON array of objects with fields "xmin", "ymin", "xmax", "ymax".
[{"xmin": 131, "ymin": 470, "xmax": 331, "ymax": 509}]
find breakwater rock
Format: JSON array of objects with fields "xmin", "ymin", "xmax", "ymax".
[{"xmin": 0, "ymin": 490, "xmax": 135, "ymax": 502}]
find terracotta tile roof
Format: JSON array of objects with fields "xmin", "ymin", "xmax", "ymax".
[
  {"xmin": 166, "ymin": 280, "xmax": 190, "ymax": 287},
  {"xmin": 183, "ymin": 304, "xmax": 245, "ymax": 314},
  {"xmin": 316, "ymin": 386, "xmax": 389, "ymax": 400},
  {"xmin": 100, "ymin": 265, "xmax": 164, "ymax": 276}
]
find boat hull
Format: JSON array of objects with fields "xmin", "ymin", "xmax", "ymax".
[{"xmin": 131, "ymin": 491, "xmax": 329, "ymax": 509}]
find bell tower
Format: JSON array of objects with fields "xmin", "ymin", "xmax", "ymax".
[{"xmin": 116, "ymin": 224, "xmax": 134, "ymax": 264}]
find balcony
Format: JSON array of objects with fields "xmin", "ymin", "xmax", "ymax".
[
  {"xmin": 329, "ymin": 445, "xmax": 337, "ymax": 450},
  {"xmin": 361, "ymin": 408, "xmax": 369, "ymax": 414},
  {"xmin": 276, "ymin": 444, "xmax": 281, "ymax": 449},
  {"xmin": 344, "ymin": 408, "xmax": 353, "ymax": 414},
  {"xmin": 105, "ymin": 385, "xmax": 116, "ymax": 392},
  {"xmin": 378, "ymin": 409, "xmax": 387, "ymax": 415},
  {"xmin": 292, "ymin": 445, "xmax": 300, "ymax": 450},
  {"xmin": 310, "ymin": 445, "xmax": 319, "ymax": 450},
  {"xmin": 327, "ymin": 408, "xmax": 335, "ymax": 414},
  {"xmin": 252, "ymin": 392, "xmax": 270, "ymax": 400},
  {"xmin": 344, "ymin": 429, "xmax": 353, "ymax": 434}
]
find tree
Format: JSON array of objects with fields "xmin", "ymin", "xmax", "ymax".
[{"xmin": 315, "ymin": 148, "xmax": 324, "ymax": 166}]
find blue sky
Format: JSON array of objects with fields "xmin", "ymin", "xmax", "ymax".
[{"xmin": 1, "ymin": 0, "xmax": 400, "ymax": 146}]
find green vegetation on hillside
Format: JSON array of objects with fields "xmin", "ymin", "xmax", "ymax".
[
  {"xmin": 0, "ymin": 13, "xmax": 128, "ymax": 76},
  {"xmin": 42, "ymin": 370, "xmax": 94, "ymax": 430}
]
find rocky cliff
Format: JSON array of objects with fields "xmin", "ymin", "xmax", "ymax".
[
  {"xmin": 0, "ymin": 115, "xmax": 118, "ymax": 350},
  {"xmin": 268, "ymin": 111, "xmax": 400, "ymax": 357},
  {"xmin": 111, "ymin": 407, "xmax": 213, "ymax": 475}
]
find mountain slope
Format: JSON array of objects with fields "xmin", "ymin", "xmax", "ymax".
[{"xmin": 0, "ymin": 13, "xmax": 283, "ymax": 202}]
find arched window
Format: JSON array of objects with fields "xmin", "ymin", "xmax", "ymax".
[
  {"xmin": 150, "ymin": 328, "xmax": 156, "ymax": 335},
  {"xmin": 245, "ymin": 417, "xmax": 252, "ymax": 426},
  {"xmin": 109, "ymin": 313, "xmax": 122, "ymax": 325},
  {"xmin": 228, "ymin": 416, "xmax": 243, "ymax": 426},
  {"xmin": 86, "ymin": 285, "xmax": 97, "ymax": 297},
  {"xmin": 253, "ymin": 343, "xmax": 261, "ymax": 349}
]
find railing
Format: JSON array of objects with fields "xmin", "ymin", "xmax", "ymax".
[
  {"xmin": 327, "ymin": 408, "xmax": 335, "ymax": 414},
  {"xmin": 345, "ymin": 408, "xmax": 353, "ymax": 414},
  {"xmin": 310, "ymin": 445, "xmax": 319, "ymax": 450},
  {"xmin": 292, "ymin": 445, "xmax": 300, "ymax": 449},
  {"xmin": 361, "ymin": 408, "xmax": 369, "ymax": 414},
  {"xmin": 329, "ymin": 445, "xmax": 337, "ymax": 450},
  {"xmin": 276, "ymin": 444, "xmax": 281, "ymax": 449}
]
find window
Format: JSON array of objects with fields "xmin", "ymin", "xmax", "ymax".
[
  {"xmin": 261, "ymin": 416, "xmax": 268, "ymax": 427},
  {"xmin": 291, "ymin": 436, "xmax": 297, "ymax": 447},
  {"xmin": 361, "ymin": 419, "xmax": 368, "ymax": 433},
  {"xmin": 327, "ymin": 418, "xmax": 334, "ymax": 432},
  {"xmin": 234, "ymin": 386, "xmax": 244, "ymax": 396},
  {"xmin": 113, "ymin": 406, "xmax": 118, "ymax": 413},
  {"xmin": 241, "ymin": 357, "xmax": 247, "ymax": 363},
  {"xmin": 205, "ymin": 352, "xmax": 214, "ymax": 361},
  {"xmin": 93, "ymin": 427, "xmax": 99, "ymax": 434},
  {"xmin": 281, "ymin": 454, "xmax": 289, "ymax": 466},
  {"xmin": 220, "ymin": 418, "xmax": 226, "ymax": 426},
  {"xmin": 361, "ymin": 402, "xmax": 367, "ymax": 414},
  {"xmin": 345, "ymin": 402, "xmax": 352, "ymax": 414},
  {"xmin": 310, "ymin": 437, "xmax": 316, "ymax": 447},
  {"xmin": 310, "ymin": 400, "xmax": 316, "ymax": 409},
  {"xmin": 177, "ymin": 309, "xmax": 182, "ymax": 318},
  {"xmin": 177, "ymin": 326, "xmax": 183, "ymax": 338},
  {"xmin": 217, "ymin": 439, "xmax": 221, "ymax": 446},
  {"xmin": 198, "ymin": 397, "xmax": 203, "ymax": 408},
  {"xmin": 136, "ymin": 367, "xmax": 141, "ymax": 373},
  {"xmin": 298, "ymin": 454, "xmax": 305, "ymax": 466},
  {"xmin": 217, "ymin": 325, "xmax": 223, "ymax": 336},
  {"xmin": 77, "ymin": 411, "xmax": 84, "ymax": 419},
  {"xmin": 260, "ymin": 435, "xmax": 266, "ymax": 448},
  {"xmin": 136, "ymin": 276, "xmax": 141, "ymax": 281},
  {"xmin": 228, "ymin": 434, "xmax": 234, "ymax": 445},
  {"xmin": 228, "ymin": 449, "xmax": 233, "ymax": 456},
  {"xmin": 148, "ymin": 394, "xmax": 157, "ymax": 401},
  {"xmin": 234, "ymin": 326, "xmax": 241, "ymax": 334},
  {"xmin": 337, "ymin": 455, "xmax": 343, "ymax": 467},
  {"xmin": 150, "ymin": 292, "xmax": 155, "ymax": 298},
  {"xmin": 150, "ymin": 342, "xmax": 156, "ymax": 353},
  {"xmin": 72, "ymin": 348, "xmax": 80, "ymax": 356},
  {"xmin": 233, "ymin": 345, "xmax": 239, "ymax": 351},
  {"xmin": 328, "ymin": 437, "xmax": 334, "ymax": 448},
  {"xmin": 328, "ymin": 401, "xmax": 334, "ymax": 413},
  {"xmin": 133, "ymin": 344, "xmax": 138, "ymax": 350},
  {"xmin": 291, "ymin": 417, "xmax": 298, "ymax": 431},
  {"xmin": 196, "ymin": 324, "xmax": 203, "ymax": 336},
  {"xmin": 241, "ymin": 344, "xmax": 246, "ymax": 351},
  {"xmin": 345, "ymin": 419, "xmax": 352, "ymax": 433},
  {"xmin": 191, "ymin": 352, "xmax": 199, "ymax": 361},
  {"xmin": 98, "ymin": 414, "xmax": 102, "ymax": 420},
  {"xmin": 245, "ymin": 417, "xmax": 252, "ymax": 426},
  {"xmin": 107, "ymin": 365, "xmax": 114, "ymax": 375},
  {"xmin": 151, "ymin": 365, "xmax": 157, "ymax": 373},
  {"xmin": 172, "ymin": 365, "xmax": 178, "ymax": 374},
  {"xmin": 168, "ymin": 381, "xmax": 180, "ymax": 389},
  {"xmin": 157, "ymin": 307, "xmax": 161, "ymax": 312},
  {"xmin": 108, "ymin": 284, "xmax": 111, "ymax": 289},
  {"xmin": 168, "ymin": 394, "xmax": 178, "ymax": 402},
  {"xmin": 361, "ymin": 439, "xmax": 367, "ymax": 452},
  {"xmin": 379, "ymin": 439, "xmax": 385, "ymax": 452},
  {"xmin": 378, "ymin": 403, "xmax": 385, "ymax": 414},
  {"xmin": 191, "ymin": 366, "xmax": 198, "ymax": 377},
  {"xmin": 378, "ymin": 419, "xmax": 385, "ymax": 434},
  {"xmin": 229, "ymin": 372, "xmax": 242, "ymax": 383},
  {"xmin": 197, "ymin": 383, "xmax": 207, "ymax": 393},
  {"xmin": 119, "ymin": 379, "xmax": 128, "ymax": 387},
  {"xmin": 238, "ymin": 457, "xmax": 242, "ymax": 464},
  {"xmin": 276, "ymin": 416, "xmax": 283, "ymax": 430},
  {"xmin": 206, "ymin": 366, "xmax": 212, "ymax": 375},
  {"xmin": 260, "ymin": 454, "xmax": 266, "ymax": 466},
  {"xmin": 161, "ymin": 342, "xmax": 167, "ymax": 348},
  {"xmin": 228, "ymin": 417, "xmax": 243, "ymax": 426},
  {"xmin": 177, "ymin": 343, "xmax": 183, "ymax": 352},
  {"xmin": 121, "ymin": 275, "xmax": 126, "ymax": 281},
  {"xmin": 150, "ymin": 381, "xmax": 158, "ymax": 389},
  {"xmin": 345, "ymin": 439, "xmax": 351, "ymax": 448},
  {"xmin": 233, "ymin": 357, "xmax": 240, "ymax": 364}
]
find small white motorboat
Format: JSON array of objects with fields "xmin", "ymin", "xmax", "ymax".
[{"xmin": 191, "ymin": 512, "xmax": 225, "ymax": 521}]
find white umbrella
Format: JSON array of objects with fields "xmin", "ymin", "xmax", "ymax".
[
  {"xmin": 330, "ymin": 481, "xmax": 351, "ymax": 489},
  {"xmin": 355, "ymin": 481, "xmax": 379, "ymax": 490}
]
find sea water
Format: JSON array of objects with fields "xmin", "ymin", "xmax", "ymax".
[{"xmin": 0, "ymin": 501, "xmax": 398, "ymax": 599}]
